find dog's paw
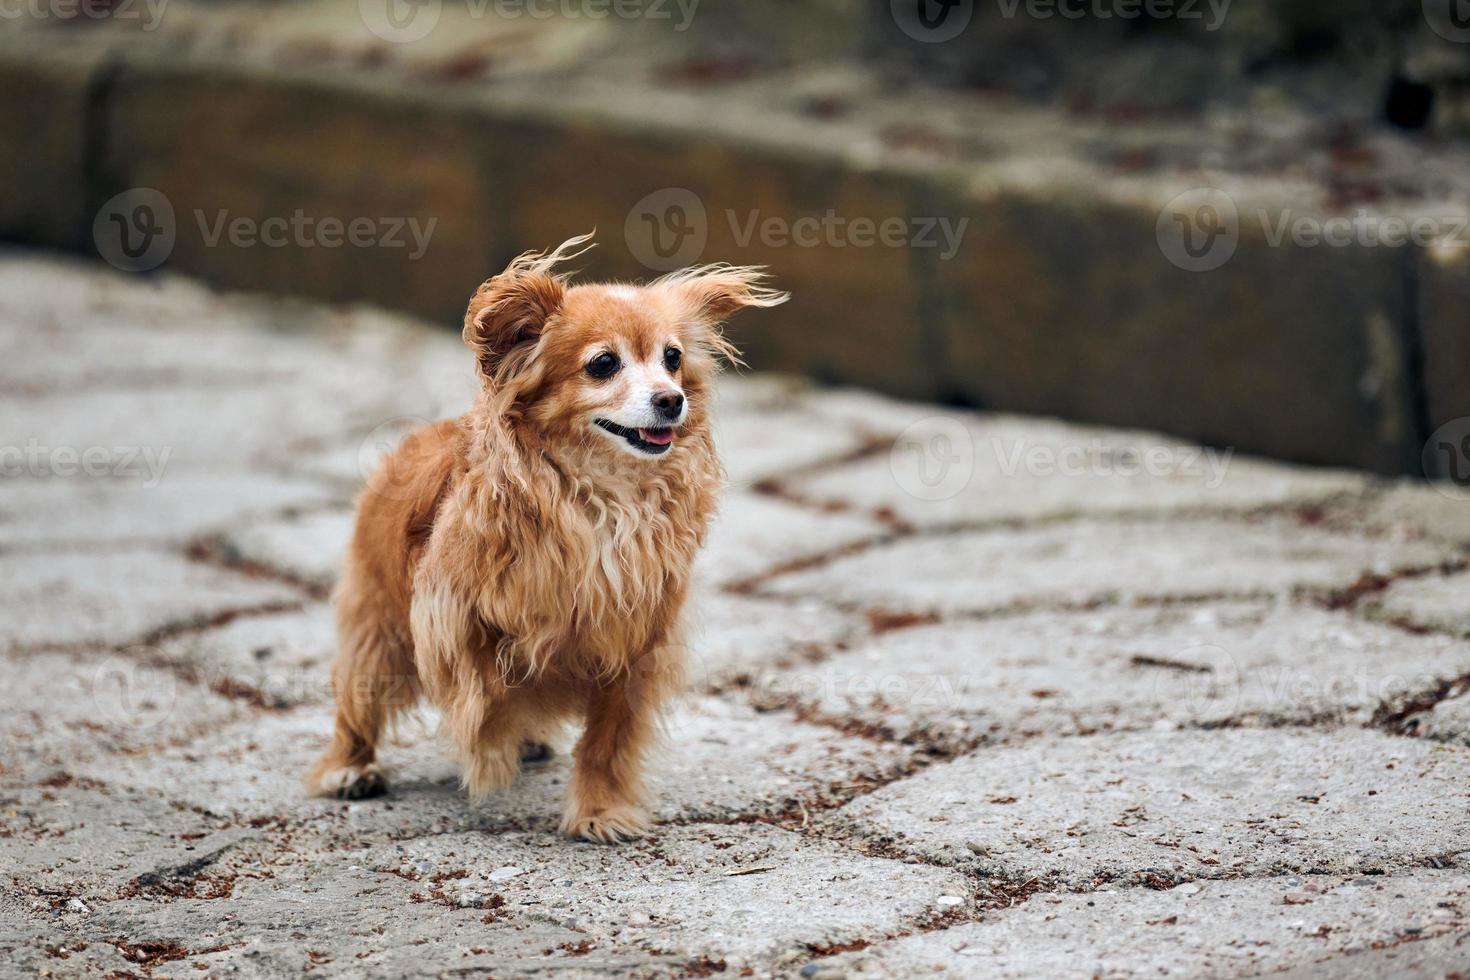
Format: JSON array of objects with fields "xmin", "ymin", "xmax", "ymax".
[
  {"xmin": 313, "ymin": 763, "xmax": 388, "ymax": 800},
  {"xmin": 561, "ymin": 805, "xmax": 649, "ymax": 844},
  {"xmin": 518, "ymin": 740, "xmax": 554, "ymax": 765}
]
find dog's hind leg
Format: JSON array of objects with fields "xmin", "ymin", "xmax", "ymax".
[{"xmin": 306, "ymin": 571, "xmax": 418, "ymax": 800}]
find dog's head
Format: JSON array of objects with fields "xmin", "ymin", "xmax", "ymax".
[{"xmin": 463, "ymin": 234, "xmax": 788, "ymax": 462}]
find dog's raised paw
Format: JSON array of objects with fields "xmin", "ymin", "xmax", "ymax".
[
  {"xmin": 561, "ymin": 805, "xmax": 648, "ymax": 844},
  {"xmin": 317, "ymin": 763, "xmax": 388, "ymax": 800}
]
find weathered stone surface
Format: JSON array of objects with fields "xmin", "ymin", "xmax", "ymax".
[
  {"xmin": 0, "ymin": 649, "xmax": 247, "ymax": 777},
  {"xmin": 684, "ymin": 590, "xmax": 862, "ymax": 690},
  {"xmin": 103, "ymin": 62, "xmax": 498, "ymax": 326},
  {"xmin": 762, "ymin": 518, "xmax": 1452, "ymax": 615},
  {"xmin": 712, "ymin": 373, "xmax": 873, "ymax": 490},
  {"xmin": 832, "ymin": 729, "xmax": 1470, "ymax": 886},
  {"xmin": 696, "ymin": 491, "xmax": 886, "ymax": 588},
  {"xmin": 1416, "ymin": 692, "xmax": 1470, "ymax": 747},
  {"xmin": 820, "ymin": 871, "xmax": 1470, "ymax": 980},
  {"xmin": 9, "ymin": 251, "xmax": 1470, "ymax": 975},
  {"xmin": 67, "ymin": 697, "xmax": 912, "ymax": 832},
  {"xmin": 1366, "ymin": 573, "xmax": 1470, "ymax": 636},
  {"xmin": 0, "ymin": 474, "xmax": 335, "ymax": 547},
  {"xmin": 0, "ymin": 384, "xmax": 372, "ymax": 482},
  {"xmin": 937, "ymin": 185, "xmax": 1422, "ymax": 474},
  {"xmin": 1364, "ymin": 482, "xmax": 1470, "ymax": 546},
  {"xmin": 748, "ymin": 603, "xmax": 1470, "ymax": 748},
  {"xmin": 151, "ymin": 604, "xmax": 338, "ymax": 709},
  {"xmin": 0, "ymin": 550, "xmax": 299, "ymax": 652},
  {"xmin": 783, "ymin": 404, "xmax": 1368, "ymax": 529},
  {"xmin": 0, "ymin": 776, "xmax": 264, "ymax": 899},
  {"xmin": 219, "ymin": 509, "xmax": 353, "ymax": 588},
  {"xmin": 1271, "ymin": 929, "xmax": 1470, "ymax": 980},
  {"xmin": 348, "ymin": 823, "xmax": 969, "ymax": 969}
]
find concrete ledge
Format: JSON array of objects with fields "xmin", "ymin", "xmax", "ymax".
[{"xmin": 1, "ymin": 22, "xmax": 1467, "ymax": 475}]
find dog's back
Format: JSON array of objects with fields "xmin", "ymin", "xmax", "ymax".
[{"xmin": 305, "ymin": 419, "xmax": 464, "ymax": 798}]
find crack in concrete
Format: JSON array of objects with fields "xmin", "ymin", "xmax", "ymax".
[
  {"xmin": 184, "ymin": 533, "xmax": 332, "ymax": 601},
  {"xmin": 1372, "ymin": 670, "xmax": 1470, "ymax": 737}
]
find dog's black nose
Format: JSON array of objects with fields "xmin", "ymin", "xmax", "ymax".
[{"xmin": 651, "ymin": 390, "xmax": 684, "ymax": 420}]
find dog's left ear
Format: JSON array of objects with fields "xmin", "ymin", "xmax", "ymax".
[
  {"xmin": 661, "ymin": 264, "xmax": 789, "ymax": 323},
  {"xmin": 659, "ymin": 264, "xmax": 789, "ymax": 364},
  {"xmin": 463, "ymin": 234, "xmax": 594, "ymax": 380}
]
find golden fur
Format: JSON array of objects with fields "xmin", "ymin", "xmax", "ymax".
[{"xmin": 306, "ymin": 235, "xmax": 788, "ymax": 842}]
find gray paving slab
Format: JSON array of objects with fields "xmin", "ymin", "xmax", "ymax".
[
  {"xmin": 813, "ymin": 871, "xmax": 1470, "ymax": 980},
  {"xmin": 0, "ymin": 549, "xmax": 300, "ymax": 652},
  {"xmin": 63, "ymin": 697, "xmax": 913, "ymax": 832},
  {"xmin": 830, "ymin": 729, "xmax": 1470, "ymax": 887},
  {"xmin": 1367, "ymin": 572, "xmax": 1470, "ymax": 636},
  {"xmin": 761, "ymin": 518, "xmax": 1454, "ymax": 615},
  {"xmin": 745, "ymin": 603, "xmax": 1470, "ymax": 749},
  {"xmin": 781, "ymin": 395, "xmax": 1368, "ymax": 529}
]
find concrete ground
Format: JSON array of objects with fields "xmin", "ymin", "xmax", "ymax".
[{"xmin": 4, "ymin": 250, "xmax": 1470, "ymax": 978}]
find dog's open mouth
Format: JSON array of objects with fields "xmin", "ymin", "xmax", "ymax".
[{"xmin": 594, "ymin": 419, "xmax": 674, "ymax": 455}]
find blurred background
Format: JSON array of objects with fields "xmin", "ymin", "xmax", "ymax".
[{"xmin": 3, "ymin": 0, "xmax": 1468, "ymax": 476}]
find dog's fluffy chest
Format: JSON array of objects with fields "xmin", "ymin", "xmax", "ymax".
[{"xmin": 449, "ymin": 466, "xmax": 715, "ymax": 672}]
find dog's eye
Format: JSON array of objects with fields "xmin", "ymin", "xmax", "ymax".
[
  {"xmin": 663, "ymin": 347, "xmax": 682, "ymax": 372},
  {"xmin": 585, "ymin": 352, "xmax": 620, "ymax": 379}
]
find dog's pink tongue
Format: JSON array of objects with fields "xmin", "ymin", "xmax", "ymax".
[{"xmin": 639, "ymin": 428, "xmax": 674, "ymax": 446}]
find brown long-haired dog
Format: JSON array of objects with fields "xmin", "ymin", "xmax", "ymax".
[{"xmin": 305, "ymin": 235, "xmax": 787, "ymax": 842}]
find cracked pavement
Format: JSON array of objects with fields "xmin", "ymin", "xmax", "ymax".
[{"xmin": 4, "ymin": 251, "xmax": 1470, "ymax": 978}]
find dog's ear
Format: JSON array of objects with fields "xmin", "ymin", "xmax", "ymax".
[
  {"xmin": 463, "ymin": 234, "xmax": 594, "ymax": 380},
  {"xmin": 660, "ymin": 264, "xmax": 789, "ymax": 323},
  {"xmin": 658, "ymin": 264, "xmax": 789, "ymax": 366}
]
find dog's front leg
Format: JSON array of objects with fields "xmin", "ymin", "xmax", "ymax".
[
  {"xmin": 411, "ymin": 578, "xmax": 526, "ymax": 802},
  {"xmin": 562, "ymin": 663, "xmax": 667, "ymax": 843}
]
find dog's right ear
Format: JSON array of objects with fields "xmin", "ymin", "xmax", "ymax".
[{"xmin": 463, "ymin": 234, "xmax": 594, "ymax": 380}]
